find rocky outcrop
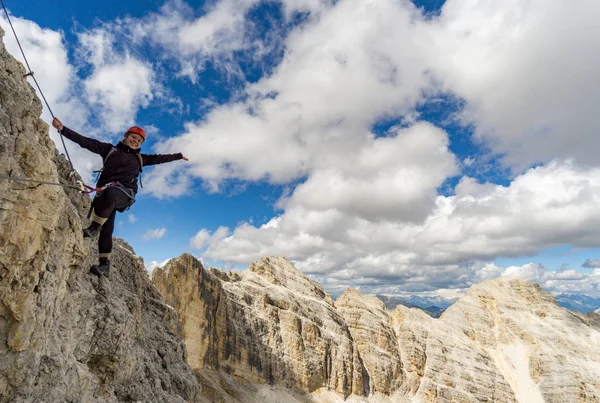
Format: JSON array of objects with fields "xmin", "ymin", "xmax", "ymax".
[
  {"xmin": 152, "ymin": 256, "xmax": 367, "ymax": 398},
  {"xmin": 389, "ymin": 279, "xmax": 600, "ymax": 403},
  {"xmin": 151, "ymin": 254, "xmax": 222, "ymax": 373},
  {"xmin": 389, "ymin": 282, "xmax": 521, "ymax": 403},
  {"xmin": 154, "ymin": 252, "xmax": 600, "ymax": 403},
  {"xmin": 446, "ymin": 280, "xmax": 600, "ymax": 403},
  {"xmin": 0, "ymin": 26, "xmax": 198, "ymax": 402},
  {"xmin": 590, "ymin": 311, "xmax": 600, "ymax": 331},
  {"xmin": 335, "ymin": 289, "xmax": 402, "ymax": 395}
]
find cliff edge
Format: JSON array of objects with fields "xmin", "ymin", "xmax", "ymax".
[{"xmin": 0, "ymin": 26, "xmax": 198, "ymax": 402}]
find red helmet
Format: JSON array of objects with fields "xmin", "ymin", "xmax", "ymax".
[{"xmin": 126, "ymin": 126, "xmax": 146, "ymax": 141}]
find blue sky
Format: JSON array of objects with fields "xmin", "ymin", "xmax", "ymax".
[{"xmin": 2, "ymin": 0, "xmax": 600, "ymax": 303}]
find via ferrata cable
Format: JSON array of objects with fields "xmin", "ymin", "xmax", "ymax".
[
  {"xmin": 0, "ymin": 174, "xmax": 105, "ymax": 194},
  {"xmin": 0, "ymin": 0, "xmax": 75, "ymax": 173}
]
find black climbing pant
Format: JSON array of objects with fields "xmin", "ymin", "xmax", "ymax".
[{"xmin": 93, "ymin": 186, "xmax": 134, "ymax": 255}]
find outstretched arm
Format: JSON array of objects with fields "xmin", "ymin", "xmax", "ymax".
[
  {"xmin": 52, "ymin": 117, "xmax": 112, "ymax": 156},
  {"xmin": 141, "ymin": 153, "xmax": 188, "ymax": 166}
]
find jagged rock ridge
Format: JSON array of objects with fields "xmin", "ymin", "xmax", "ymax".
[
  {"xmin": 154, "ymin": 254, "xmax": 600, "ymax": 403},
  {"xmin": 153, "ymin": 255, "xmax": 368, "ymax": 400},
  {"xmin": 0, "ymin": 26, "xmax": 198, "ymax": 402}
]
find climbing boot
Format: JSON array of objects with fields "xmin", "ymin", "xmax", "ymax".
[
  {"xmin": 90, "ymin": 257, "xmax": 110, "ymax": 277},
  {"xmin": 83, "ymin": 221, "xmax": 101, "ymax": 238}
]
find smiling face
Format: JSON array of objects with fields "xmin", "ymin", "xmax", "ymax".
[{"xmin": 124, "ymin": 132, "xmax": 144, "ymax": 149}]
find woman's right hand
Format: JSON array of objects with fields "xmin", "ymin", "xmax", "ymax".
[{"xmin": 52, "ymin": 117, "xmax": 64, "ymax": 131}]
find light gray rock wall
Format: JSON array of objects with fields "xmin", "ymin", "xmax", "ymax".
[
  {"xmin": 335, "ymin": 289, "xmax": 403, "ymax": 395},
  {"xmin": 0, "ymin": 26, "xmax": 198, "ymax": 402},
  {"xmin": 154, "ymin": 251, "xmax": 600, "ymax": 403},
  {"xmin": 442, "ymin": 279, "xmax": 600, "ymax": 403},
  {"xmin": 153, "ymin": 255, "xmax": 368, "ymax": 399}
]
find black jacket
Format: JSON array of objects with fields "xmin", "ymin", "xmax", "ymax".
[{"xmin": 60, "ymin": 126, "xmax": 183, "ymax": 193}]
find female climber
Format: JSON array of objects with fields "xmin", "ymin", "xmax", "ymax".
[{"xmin": 51, "ymin": 117, "xmax": 188, "ymax": 277}]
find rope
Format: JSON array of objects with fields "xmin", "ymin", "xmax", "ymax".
[
  {"xmin": 0, "ymin": 174, "xmax": 83, "ymax": 191},
  {"xmin": 0, "ymin": 174, "xmax": 120, "ymax": 195},
  {"xmin": 0, "ymin": 0, "xmax": 75, "ymax": 173}
]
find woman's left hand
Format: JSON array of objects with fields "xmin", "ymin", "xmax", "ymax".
[
  {"xmin": 182, "ymin": 155, "xmax": 189, "ymax": 161},
  {"xmin": 52, "ymin": 117, "xmax": 64, "ymax": 131}
]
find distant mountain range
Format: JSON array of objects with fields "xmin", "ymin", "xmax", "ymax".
[
  {"xmin": 554, "ymin": 293, "xmax": 600, "ymax": 313},
  {"xmin": 376, "ymin": 292, "xmax": 600, "ymax": 316},
  {"xmin": 375, "ymin": 294, "xmax": 454, "ymax": 318}
]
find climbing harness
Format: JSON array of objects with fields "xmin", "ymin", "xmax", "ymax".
[
  {"xmin": 94, "ymin": 147, "xmax": 144, "ymax": 188},
  {"xmin": 86, "ymin": 181, "xmax": 136, "ymax": 219},
  {"xmin": 94, "ymin": 181, "xmax": 136, "ymax": 201}
]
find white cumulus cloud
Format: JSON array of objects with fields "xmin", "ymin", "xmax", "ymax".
[
  {"xmin": 203, "ymin": 160, "xmax": 600, "ymax": 293},
  {"xmin": 190, "ymin": 226, "xmax": 231, "ymax": 250},
  {"xmin": 78, "ymin": 29, "xmax": 155, "ymax": 132},
  {"xmin": 143, "ymin": 227, "xmax": 166, "ymax": 240},
  {"xmin": 429, "ymin": 0, "xmax": 600, "ymax": 170}
]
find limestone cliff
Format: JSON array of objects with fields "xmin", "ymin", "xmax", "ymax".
[
  {"xmin": 0, "ymin": 26, "xmax": 198, "ymax": 402},
  {"xmin": 335, "ymin": 289, "xmax": 402, "ymax": 395},
  {"xmin": 342, "ymin": 279, "xmax": 600, "ymax": 403},
  {"xmin": 154, "ymin": 253, "xmax": 600, "ymax": 403},
  {"xmin": 153, "ymin": 255, "xmax": 367, "ymax": 400},
  {"xmin": 442, "ymin": 280, "xmax": 600, "ymax": 403}
]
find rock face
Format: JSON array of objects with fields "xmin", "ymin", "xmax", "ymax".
[
  {"xmin": 436, "ymin": 280, "xmax": 600, "ymax": 403},
  {"xmin": 154, "ymin": 253, "xmax": 600, "ymax": 403},
  {"xmin": 151, "ymin": 254, "xmax": 222, "ymax": 373},
  {"xmin": 336, "ymin": 289, "xmax": 402, "ymax": 395},
  {"xmin": 589, "ymin": 311, "xmax": 600, "ymax": 331},
  {"xmin": 153, "ymin": 256, "xmax": 367, "ymax": 399},
  {"xmin": 0, "ymin": 26, "xmax": 198, "ymax": 402}
]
